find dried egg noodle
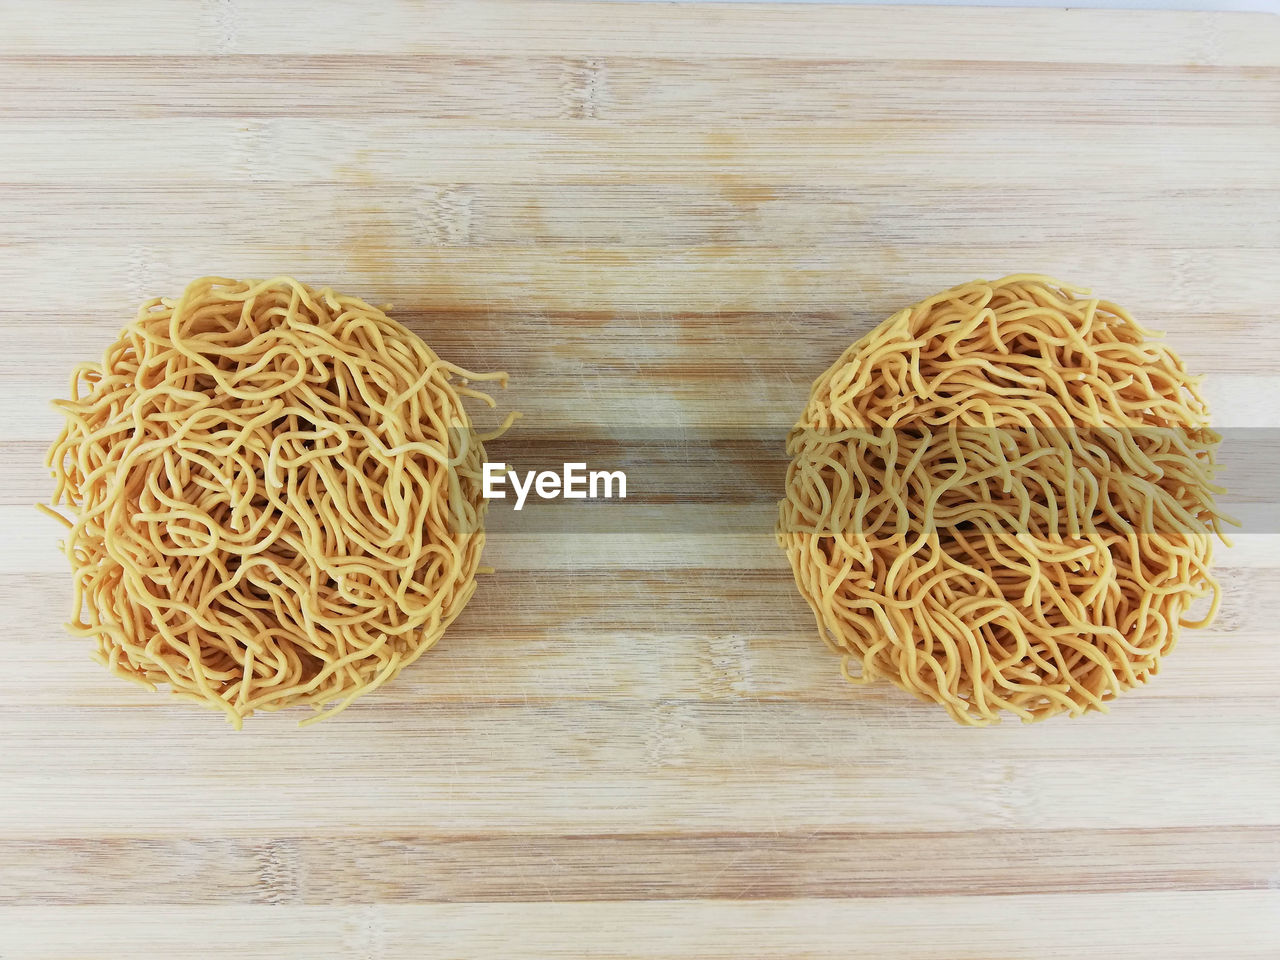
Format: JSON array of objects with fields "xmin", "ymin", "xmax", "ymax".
[
  {"xmin": 44, "ymin": 277, "xmax": 515, "ymax": 727},
  {"xmin": 778, "ymin": 276, "xmax": 1229, "ymax": 725}
]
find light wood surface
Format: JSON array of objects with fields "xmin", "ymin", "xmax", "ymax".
[{"xmin": 2, "ymin": 2, "xmax": 1279, "ymax": 958}]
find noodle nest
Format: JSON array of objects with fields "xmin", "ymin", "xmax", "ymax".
[
  {"xmin": 45, "ymin": 277, "xmax": 513, "ymax": 727},
  {"xmin": 778, "ymin": 275, "xmax": 1229, "ymax": 725}
]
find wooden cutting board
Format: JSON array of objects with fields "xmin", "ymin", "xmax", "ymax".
[{"xmin": 2, "ymin": 2, "xmax": 1278, "ymax": 957}]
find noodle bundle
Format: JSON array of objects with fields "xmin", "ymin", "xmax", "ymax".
[
  {"xmin": 778, "ymin": 276, "xmax": 1229, "ymax": 724},
  {"xmin": 44, "ymin": 277, "xmax": 514, "ymax": 727}
]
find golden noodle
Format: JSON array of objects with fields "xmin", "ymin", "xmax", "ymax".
[
  {"xmin": 44, "ymin": 277, "xmax": 514, "ymax": 727},
  {"xmin": 778, "ymin": 275, "xmax": 1229, "ymax": 725}
]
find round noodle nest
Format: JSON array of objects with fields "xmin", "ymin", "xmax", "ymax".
[
  {"xmin": 45, "ymin": 277, "xmax": 513, "ymax": 727},
  {"xmin": 777, "ymin": 275, "xmax": 1229, "ymax": 725}
]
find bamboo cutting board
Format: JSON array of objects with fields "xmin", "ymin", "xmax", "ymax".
[{"xmin": 2, "ymin": 2, "xmax": 1279, "ymax": 958}]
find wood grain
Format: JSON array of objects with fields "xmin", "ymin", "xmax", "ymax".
[
  {"xmin": 1, "ymin": 2, "xmax": 1278, "ymax": 958},
  {"xmin": 4, "ymin": 828, "xmax": 1280, "ymax": 902},
  {"xmin": 4, "ymin": 895, "xmax": 1280, "ymax": 960}
]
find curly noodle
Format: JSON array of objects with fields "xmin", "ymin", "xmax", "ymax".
[
  {"xmin": 778, "ymin": 275, "xmax": 1230, "ymax": 725},
  {"xmin": 43, "ymin": 277, "xmax": 515, "ymax": 727}
]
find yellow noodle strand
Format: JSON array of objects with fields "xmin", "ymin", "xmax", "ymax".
[
  {"xmin": 45, "ymin": 276, "xmax": 510, "ymax": 728},
  {"xmin": 778, "ymin": 275, "xmax": 1229, "ymax": 725}
]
